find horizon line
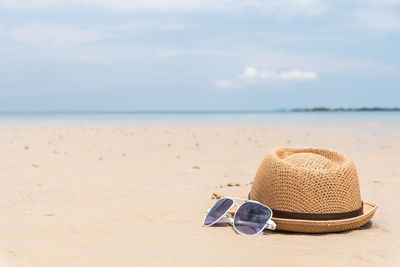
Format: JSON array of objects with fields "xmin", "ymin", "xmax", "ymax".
[{"xmin": 1, "ymin": 108, "xmax": 400, "ymax": 115}]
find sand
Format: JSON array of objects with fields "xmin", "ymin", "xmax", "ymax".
[{"xmin": 0, "ymin": 119, "xmax": 399, "ymax": 266}]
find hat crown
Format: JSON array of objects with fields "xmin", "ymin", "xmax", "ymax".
[
  {"xmin": 283, "ymin": 152, "xmax": 338, "ymax": 169},
  {"xmin": 250, "ymin": 147, "xmax": 362, "ymax": 214}
]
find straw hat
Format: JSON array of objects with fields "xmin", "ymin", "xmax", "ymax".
[{"xmin": 249, "ymin": 147, "xmax": 377, "ymax": 233}]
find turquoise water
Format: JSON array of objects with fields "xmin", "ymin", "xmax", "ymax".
[{"xmin": 0, "ymin": 111, "xmax": 399, "ymax": 123}]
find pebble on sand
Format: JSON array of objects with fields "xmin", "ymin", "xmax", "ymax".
[
  {"xmin": 192, "ymin": 165, "xmax": 200, "ymax": 169},
  {"xmin": 32, "ymin": 164, "xmax": 39, "ymax": 168},
  {"xmin": 98, "ymin": 156, "xmax": 103, "ymax": 161},
  {"xmin": 24, "ymin": 145, "xmax": 29, "ymax": 150},
  {"xmin": 211, "ymin": 193, "xmax": 223, "ymax": 200}
]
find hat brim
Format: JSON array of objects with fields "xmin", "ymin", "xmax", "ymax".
[{"xmin": 272, "ymin": 202, "xmax": 377, "ymax": 233}]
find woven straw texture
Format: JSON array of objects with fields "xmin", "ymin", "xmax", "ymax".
[{"xmin": 250, "ymin": 147, "xmax": 376, "ymax": 233}]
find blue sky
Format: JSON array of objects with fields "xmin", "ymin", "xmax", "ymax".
[{"xmin": 0, "ymin": 0, "xmax": 399, "ymax": 111}]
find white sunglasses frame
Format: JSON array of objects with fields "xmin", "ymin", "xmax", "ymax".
[{"xmin": 203, "ymin": 197, "xmax": 276, "ymax": 235}]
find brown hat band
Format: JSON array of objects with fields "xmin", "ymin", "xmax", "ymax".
[
  {"xmin": 248, "ymin": 193, "xmax": 364, "ymax": 221},
  {"xmin": 271, "ymin": 202, "xmax": 364, "ymax": 221}
]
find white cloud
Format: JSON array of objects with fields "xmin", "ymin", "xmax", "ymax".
[
  {"xmin": 0, "ymin": 0, "xmax": 326, "ymax": 17},
  {"xmin": 1, "ymin": 1, "xmax": 399, "ymax": 34},
  {"xmin": 356, "ymin": 11, "xmax": 400, "ymax": 31},
  {"xmin": 6, "ymin": 24, "xmax": 105, "ymax": 47},
  {"xmin": 345, "ymin": 0, "xmax": 400, "ymax": 32},
  {"xmin": 278, "ymin": 70, "xmax": 317, "ymax": 80},
  {"xmin": 153, "ymin": 49, "xmax": 233, "ymax": 57},
  {"xmin": 214, "ymin": 79, "xmax": 240, "ymax": 89},
  {"xmin": 242, "ymin": 67, "xmax": 258, "ymax": 79},
  {"xmin": 100, "ymin": 20, "xmax": 187, "ymax": 32},
  {"xmin": 242, "ymin": 51, "xmax": 400, "ymax": 77},
  {"xmin": 240, "ymin": 66, "xmax": 317, "ymax": 81},
  {"xmin": 214, "ymin": 66, "xmax": 317, "ymax": 89},
  {"xmin": 0, "ymin": 20, "xmax": 187, "ymax": 50}
]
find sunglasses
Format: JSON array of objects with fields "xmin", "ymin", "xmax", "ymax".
[{"xmin": 203, "ymin": 197, "xmax": 276, "ymax": 235}]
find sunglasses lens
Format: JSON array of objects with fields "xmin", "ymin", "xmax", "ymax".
[
  {"xmin": 234, "ymin": 202, "xmax": 271, "ymax": 235},
  {"xmin": 204, "ymin": 198, "xmax": 234, "ymax": 226}
]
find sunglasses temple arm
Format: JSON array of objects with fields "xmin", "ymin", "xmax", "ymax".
[{"xmin": 265, "ymin": 219, "xmax": 276, "ymax": 230}]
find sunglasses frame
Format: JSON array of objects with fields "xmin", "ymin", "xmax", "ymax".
[{"xmin": 203, "ymin": 197, "xmax": 276, "ymax": 235}]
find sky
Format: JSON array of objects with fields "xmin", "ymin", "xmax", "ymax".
[{"xmin": 0, "ymin": 0, "xmax": 399, "ymax": 111}]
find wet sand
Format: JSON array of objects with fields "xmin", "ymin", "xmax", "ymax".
[{"xmin": 0, "ymin": 120, "xmax": 399, "ymax": 266}]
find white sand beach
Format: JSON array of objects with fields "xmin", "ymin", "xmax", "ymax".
[{"xmin": 0, "ymin": 118, "xmax": 399, "ymax": 266}]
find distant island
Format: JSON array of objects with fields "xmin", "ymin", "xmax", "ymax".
[{"xmin": 291, "ymin": 107, "xmax": 400, "ymax": 112}]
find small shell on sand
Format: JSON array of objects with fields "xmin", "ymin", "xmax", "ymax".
[
  {"xmin": 227, "ymin": 182, "xmax": 233, "ymax": 187},
  {"xmin": 98, "ymin": 156, "xmax": 103, "ymax": 161},
  {"xmin": 192, "ymin": 165, "xmax": 200, "ymax": 169},
  {"xmin": 24, "ymin": 145, "xmax": 29, "ymax": 150}
]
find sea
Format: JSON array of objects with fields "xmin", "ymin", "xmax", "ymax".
[{"xmin": 0, "ymin": 111, "xmax": 399, "ymax": 123}]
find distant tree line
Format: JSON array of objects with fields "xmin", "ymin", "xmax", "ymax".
[{"xmin": 292, "ymin": 107, "xmax": 400, "ymax": 112}]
